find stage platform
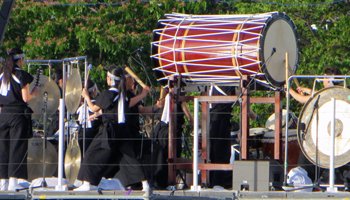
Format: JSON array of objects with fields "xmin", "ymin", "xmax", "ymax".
[{"xmin": 1, "ymin": 189, "xmax": 350, "ymax": 200}]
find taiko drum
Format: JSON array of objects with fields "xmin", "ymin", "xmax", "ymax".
[{"xmin": 151, "ymin": 12, "xmax": 299, "ymax": 88}]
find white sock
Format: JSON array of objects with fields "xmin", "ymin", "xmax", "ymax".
[
  {"xmin": 142, "ymin": 180, "xmax": 149, "ymax": 191},
  {"xmin": 0, "ymin": 179, "xmax": 8, "ymax": 191},
  {"xmin": 8, "ymin": 177, "xmax": 19, "ymax": 191},
  {"xmin": 74, "ymin": 181, "xmax": 97, "ymax": 191}
]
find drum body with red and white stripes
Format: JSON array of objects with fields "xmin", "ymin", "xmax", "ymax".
[{"xmin": 151, "ymin": 12, "xmax": 299, "ymax": 88}]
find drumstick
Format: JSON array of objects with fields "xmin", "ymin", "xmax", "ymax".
[
  {"xmin": 293, "ymin": 78, "xmax": 301, "ymax": 88},
  {"xmin": 84, "ymin": 64, "xmax": 93, "ymax": 88},
  {"xmin": 285, "ymin": 52, "xmax": 289, "ymax": 86},
  {"xmin": 159, "ymin": 86, "xmax": 167, "ymax": 100},
  {"xmin": 125, "ymin": 66, "xmax": 147, "ymax": 89},
  {"xmin": 285, "ymin": 53, "xmax": 301, "ymax": 88}
]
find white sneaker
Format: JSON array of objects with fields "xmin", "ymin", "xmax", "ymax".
[
  {"xmin": 141, "ymin": 180, "xmax": 150, "ymax": 192},
  {"xmin": 0, "ymin": 179, "xmax": 8, "ymax": 191},
  {"xmin": 73, "ymin": 181, "xmax": 98, "ymax": 191},
  {"xmin": 8, "ymin": 178, "xmax": 25, "ymax": 192}
]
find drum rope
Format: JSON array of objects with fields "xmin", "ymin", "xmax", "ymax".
[{"xmin": 171, "ymin": 17, "xmax": 186, "ymax": 76}]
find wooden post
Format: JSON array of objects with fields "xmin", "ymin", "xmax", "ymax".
[
  {"xmin": 241, "ymin": 75, "xmax": 249, "ymax": 160},
  {"xmin": 274, "ymin": 91, "xmax": 282, "ymax": 160}
]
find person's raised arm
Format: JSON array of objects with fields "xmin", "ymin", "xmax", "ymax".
[
  {"xmin": 289, "ymin": 87, "xmax": 310, "ymax": 104},
  {"xmin": 129, "ymin": 86, "xmax": 150, "ymax": 108},
  {"xmin": 82, "ymin": 88, "xmax": 101, "ymax": 112}
]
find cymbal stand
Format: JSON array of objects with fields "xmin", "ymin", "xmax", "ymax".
[
  {"xmin": 29, "ymin": 92, "xmax": 49, "ymax": 190},
  {"xmin": 38, "ymin": 92, "xmax": 49, "ymax": 188}
]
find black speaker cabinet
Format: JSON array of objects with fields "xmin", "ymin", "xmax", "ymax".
[{"xmin": 232, "ymin": 160, "xmax": 284, "ymax": 191}]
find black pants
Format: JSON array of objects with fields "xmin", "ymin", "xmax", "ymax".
[
  {"xmin": 78, "ymin": 122, "xmax": 144, "ymax": 186},
  {"xmin": 209, "ymin": 115, "xmax": 232, "ymax": 188},
  {"xmin": 113, "ymin": 141, "xmax": 146, "ymax": 186},
  {"xmin": 0, "ymin": 112, "xmax": 29, "ymax": 179}
]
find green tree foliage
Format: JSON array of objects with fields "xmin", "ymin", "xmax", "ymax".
[{"xmin": 2, "ymin": 0, "xmax": 350, "ymax": 125}]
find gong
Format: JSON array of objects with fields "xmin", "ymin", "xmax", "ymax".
[
  {"xmin": 65, "ymin": 68, "xmax": 82, "ymax": 113},
  {"xmin": 297, "ymin": 86, "xmax": 350, "ymax": 168},
  {"xmin": 64, "ymin": 131, "xmax": 81, "ymax": 185}
]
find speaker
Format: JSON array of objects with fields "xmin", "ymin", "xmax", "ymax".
[{"xmin": 232, "ymin": 160, "xmax": 284, "ymax": 191}]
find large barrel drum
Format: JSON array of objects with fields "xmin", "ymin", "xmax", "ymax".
[{"xmin": 151, "ymin": 12, "xmax": 299, "ymax": 88}]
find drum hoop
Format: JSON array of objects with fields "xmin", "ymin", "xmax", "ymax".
[
  {"xmin": 259, "ymin": 12, "xmax": 299, "ymax": 88},
  {"xmin": 297, "ymin": 86, "xmax": 350, "ymax": 168}
]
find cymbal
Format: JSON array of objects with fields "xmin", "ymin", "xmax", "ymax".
[
  {"xmin": 27, "ymin": 137, "xmax": 58, "ymax": 181},
  {"xmin": 29, "ymin": 75, "xmax": 60, "ymax": 120},
  {"xmin": 65, "ymin": 68, "xmax": 82, "ymax": 113},
  {"xmin": 65, "ymin": 134, "xmax": 81, "ymax": 185}
]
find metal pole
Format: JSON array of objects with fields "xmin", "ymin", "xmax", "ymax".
[
  {"xmin": 328, "ymin": 98, "xmax": 336, "ymax": 192},
  {"xmin": 56, "ymin": 63, "xmax": 67, "ymax": 191},
  {"xmin": 191, "ymin": 97, "xmax": 200, "ymax": 191},
  {"xmin": 83, "ymin": 59, "xmax": 88, "ymax": 158}
]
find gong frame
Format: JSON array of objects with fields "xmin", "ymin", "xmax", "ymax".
[
  {"xmin": 286, "ymin": 74, "xmax": 350, "ymax": 192},
  {"xmin": 56, "ymin": 56, "xmax": 88, "ymax": 191}
]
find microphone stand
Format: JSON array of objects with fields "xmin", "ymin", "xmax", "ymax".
[
  {"xmin": 27, "ymin": 92, "xmax": 49, "ymax": 191},
  {"xmin": 41, "ymin": 92, "xmax": 49, "ymax": 188}
]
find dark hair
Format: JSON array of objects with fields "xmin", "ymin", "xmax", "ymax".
[
  {"xmin": 107, "ymin": 65, "xmax": 126, "ymax": 94},
  {"xmin": 7, "ymin": 47, "xmax": 24, "ymax": 62},
  {"xmin": 53, "ymin": 67, "xmax": 63, "ymax": 84},
  {"xmin": 87, "ymin": 78, "xmax": 95, "ymax": 89},
  {"xmin": 0, "ymin": 48, "xmax": 23, "ymax": 87},
  {"xmin": 324, "ymin": 67, "xmax": 341, "ymax": 86},
  {"xmin": 85, "ymin": 78, "xmax": 99, "ymax": 98},
  {"xmin": 324, "ymin": 67, "xmax": 340, "ymax": 75}
]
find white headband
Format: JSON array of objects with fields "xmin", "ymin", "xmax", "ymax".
[
  {"xmin": 13, "ymin": 53, "xmax": 25, "ymax": 60},
  {"xmin": 107, "ymin": 71, "xmax": 121, "ymax": 86}
]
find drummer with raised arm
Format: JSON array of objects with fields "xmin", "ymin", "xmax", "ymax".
[{"xmin": 289, "ymin": 67, "xmax": 341, "ymax": 104}]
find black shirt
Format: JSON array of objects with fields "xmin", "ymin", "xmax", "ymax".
[
  {"xmin": 126, "ymin": 90, "xmax": 142, "ymax": 136},
  {"xmin": 0, "ymin": 66, "xmax": 33, "ymax": 107},
  {"xmin": 210, "ymin": 86, "xmax": 236, "ymax": 121},
  {"xmin": 95, "ymin": 88, "xmax": 128, "ymax": 123}
]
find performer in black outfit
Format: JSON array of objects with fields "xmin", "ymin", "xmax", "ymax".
[
  {"xmin": 151, "ymin": 88, "xmax": 188, "ymax": 189},
  {"xmin": 114, "ymin": 71, "xmax": 163, "ymax": 189},
  {"xmin": 124, "ymin": 74, "xmax": 150, "ymax": 155},
  {"xmin": 75, "ymin": 66, "xmax": 148, "ymax": 191},
  {"xmin": 209, "ymin": 85, "xmax": 236, "ymax": 188},
  {"xmin": 0, "ymin": 48, "xmax": 37, "ymax": 191}
]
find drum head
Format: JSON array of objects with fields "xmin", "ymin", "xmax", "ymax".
[
  {"xmin": 297, "ymin": 87, "xmax": 350, "ymax": 168},
  {"xmin": 249, "ymin": 127, "xmax": 270, "ymax": 137},
  {"xmin": 265, "ymin": 109, "xmax": 297, "ymax": 130},
  {"xmin": 261, "ymin": 13, "xmax": 299, "ymax": 87}
]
